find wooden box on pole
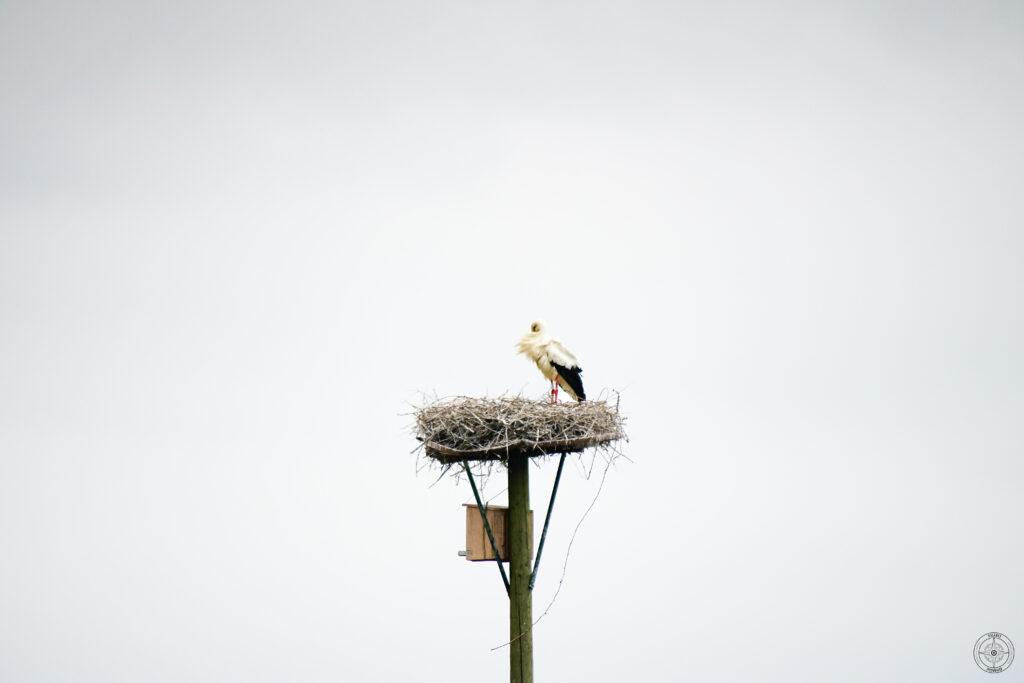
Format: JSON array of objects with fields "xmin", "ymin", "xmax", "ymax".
[{"xmin": 463, "ymin": 505, "xmax": 534, "ymax": 562}]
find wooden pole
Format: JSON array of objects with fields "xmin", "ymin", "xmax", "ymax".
[{"xmin": 507, "ymin": 453, "xmax": 533, "ymax": 683}]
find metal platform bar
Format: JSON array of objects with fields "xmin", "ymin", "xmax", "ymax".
[
  {"xmin": 529, "ymin": 452, "xmax": 566, "ymax": 590},
  {"xmin": 462, "ymin": 461, "xmax": 510, "ymax": 596}
]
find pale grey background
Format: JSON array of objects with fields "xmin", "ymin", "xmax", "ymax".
[{"xmin": 2, "ymin": 1, "xmax": 1022, "ymax": 681}]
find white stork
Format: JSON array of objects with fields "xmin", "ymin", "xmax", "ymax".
[{"xmin": 516, "ymin": 320, "xmax": 586, "ymax": 403}]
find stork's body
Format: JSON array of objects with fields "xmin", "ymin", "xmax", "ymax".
[{"xmin": 516, "ymin": 320, "xmax": 586, "ymax": 403}]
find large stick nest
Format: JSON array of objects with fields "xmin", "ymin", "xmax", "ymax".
[{"xmin": 415, "ymin": 396, "xmax": 626, "ymax": 464}]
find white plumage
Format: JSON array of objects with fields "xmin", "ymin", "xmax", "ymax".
[{"xmin": 515, "ymin": 320, "xmax": 586, "ymax": 402}]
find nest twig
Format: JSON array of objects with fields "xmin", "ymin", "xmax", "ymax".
[{"xmin": 414, "ymin": 395, "xmax": 626, "ymax": 464}]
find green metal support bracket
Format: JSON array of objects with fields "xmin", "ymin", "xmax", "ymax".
[
  {"xmin": 463, "ymin": 461, "xmax": 511, "ymax": 597},
  {"xmin": 529, "ymin": 452, "xmax": 566, "ymax": 590}
]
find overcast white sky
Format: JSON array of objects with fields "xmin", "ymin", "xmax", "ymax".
[{"xmin": 2, "ymin": 1, "xmax": 1023, "ymax": 681}]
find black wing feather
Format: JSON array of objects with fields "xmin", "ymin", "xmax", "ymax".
[{"xmin": 550, "ymin": 361, "xmax": 586, "ymax": 402}]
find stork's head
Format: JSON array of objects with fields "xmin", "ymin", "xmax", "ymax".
[{"xmin": 516, "ymin": 319, "xmax": 547, "ymax": 356}]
